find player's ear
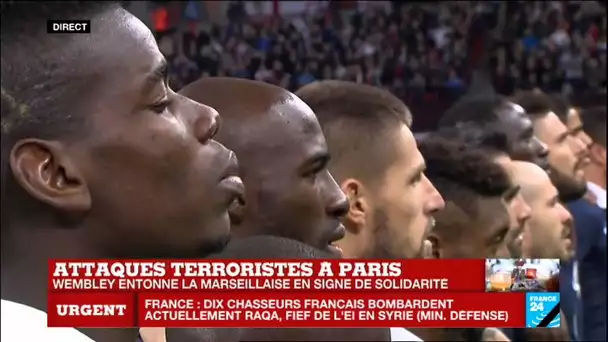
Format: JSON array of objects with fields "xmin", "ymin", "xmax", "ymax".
[
  {"xmin": 10, "ymin": 139, "xmax": 91, "ymax": 215},
  {"xmin": 340, "ymin": 178, "xmax": 368, "ymax": 233}
]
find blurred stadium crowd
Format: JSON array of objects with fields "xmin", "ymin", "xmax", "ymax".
[{"xmin": 145, "ymin": 1, "xmax": 605, "ymax": 129}]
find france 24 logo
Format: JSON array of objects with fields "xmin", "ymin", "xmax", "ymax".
[{"xmin": 525, "ymin": 292, "xmax": 560, "ymax": 328}]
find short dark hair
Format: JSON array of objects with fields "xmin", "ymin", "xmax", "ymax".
[
  {"xmin": 582, "ymin": 106, "xmax": 607, "ymax": 148},
  {"xmin": 418, "ymin": 136, "xmax": 511, "ymax": 218},
  {"xmin": 435, "ymin": 123, "xmax": 511, "ymax": 158},
  {"xmin": 1, "ymin": 2, "xmax": 120, "ymax": 227},
  {"xmin": 510, "ymin": 90, "xmax": 554, "ymax": 120},
  {"xmin": 548, "ymin": 93, "xmax": 571, "ymax": 123},
  {"xmin": 1, "ymin": 2, "xmax": 119, "ymax": 139},
  {"xmin": 438, "ymin": 94, "xmax": 510, "ymax": 128},
  {"xmin": 418, "ymin": 137, "xmax": 511, "ymax": 240},
  {"xmin": 296, "ymin": 81, "xmax": 411, "ymax": 187},
  {"xmin": 208, "ymin": 235, "xmax": 335, "ymax": 259}
]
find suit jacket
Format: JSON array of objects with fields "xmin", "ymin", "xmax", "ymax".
[
  {"xmin": 567, "ymin": 186, "xmax": 606, "ymax": 341},
  {"xmin": 560, "ymin": 260, "xmax": 580, "ymax": 341}
]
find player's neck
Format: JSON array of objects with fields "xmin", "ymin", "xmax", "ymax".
[
  {"xmin": 1, "ymin": 222, "xmax": 104, "ymax": 312},
  {"xmin": 1, "ymin": 224, "xmax": 139, "ymax": 342}
]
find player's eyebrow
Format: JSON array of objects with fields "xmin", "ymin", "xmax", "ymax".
[
  {"xmin": 503, "ymin": 185, "xmax": 521, "ymax": 202},
  {"xmin": 144, "ymin": 59, "xmax": 169, "ymax": 88}
]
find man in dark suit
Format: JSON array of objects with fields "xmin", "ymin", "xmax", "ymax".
[
  {"xmin": 511, "ymin": 91, "xmax": 592, "ymax": 341},
  {"xmin": 546, "ymin": 97, "xmax": 606, "ymax": 341},
  {"xmin": 569, "ymin": 106, "xmax": 606, "ymax": 341}
]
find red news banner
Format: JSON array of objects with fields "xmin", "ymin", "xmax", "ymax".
[{"xmin": 47, "ymin": 259, "xmax": 526, "ymax": 328}]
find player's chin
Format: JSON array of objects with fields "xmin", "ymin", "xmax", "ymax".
[
  {"xmin": 195, "ymin": 213, "xmax": 232, "ymax": 257},
  {"xmin": 414, "ymin": 241, "xmax": 428, "ymax": 259},
  {"xmin": 561, "ymin": 245, "xmax": 575, "ymax": 262},
  {"xmin": 324, "ymin": 243, "xmax": 343, "ymax": 258},
  {"xmin": 561, "ymin": 234, "xmax": 574, "ymax": 255}
]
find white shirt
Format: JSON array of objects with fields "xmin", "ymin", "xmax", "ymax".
[
  {"xmin": 1, "ymin": 299, "xmax": 94, "ymax": 342},
  {"xmin": 587, "ymin": 182, "xmax": 607, "ymax": 209},
  {"xmin": 587, "ymin": 181, "xmax": 606, "ymax": 236},
  {"xmin": 390, "ymin": 327, "xmax": 423, "ymax": 341}
]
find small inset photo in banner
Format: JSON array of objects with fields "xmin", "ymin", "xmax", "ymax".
[{"xmin": 485, "ymin": 258, "xmax": 560, "ymax": 292}]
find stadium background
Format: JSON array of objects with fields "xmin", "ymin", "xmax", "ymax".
[{"xmin": 126, "ymin": 1, "xmax": 606, "ymax": 131}]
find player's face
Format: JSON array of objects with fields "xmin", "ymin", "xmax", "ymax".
[
  {"xmin": 224, "ymin": 97, "xmax": 349, "ymax": 255},
  {"xmin": 523, "ymin": 179, "xmax": 573, "ymax": 260},
  {"xmin": 494, "ymin": 156, "xmax": 531, "ymax": 258},
  {"xmin": 566, "ymin": 108, "xmax": 593, "ymax": 149},
  {"xmin": 498, "ymin": 102, "xmax": 549, "ymax": 170},
  {"xmin": 471, "ymin": 199, "xmax": 511, "ymax": 259},
  {"xmin": 67, "ymin": 9, "xmax": 243, "ymax": 257},
  {"xmin": 533, "ymin": 112, "xmax": 589, "ymax": 202},
  {"xmin": 431, "ymin": 198, "xmax": 510, "ymax": 259},
  {"xmin": 367, "ymin": 125, "xmax": 444, "ymax": 258},
  {"xmin": 500, "ymin": 193, "xmax": 530, "ymax": 258}
]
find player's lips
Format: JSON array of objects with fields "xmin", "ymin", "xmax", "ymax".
[
  {"xmin": 218, "ymin": 152, "xmax": 245, "ymax": 205},
  {"xmin": 329, "ymin": 223, "xmax": 346, "ymax": 243},
  {"xmin": 514, "ymin": 232, "xmax": 524, "ymax": 249},
  {"xmin": 537, "ymin": 155, "xmax": 550, "ymax": 172},
  {"xmin": 429, "ymin": 217, "xmax": 436, "ymax": 229},
  {"xmin": 576, "ymin": 157, "xmax": 591, "ymax": 171},
  {"xmin": 422, "ymin": 239, "xmax": 433, "ymax": 259},
  {"xmin": 562, "ymin": 225, "xmax": 572, "ymax": 240},
  {"xmin": 562, "ymin": 225, "xmax": 573, "ymax": 250},
  {"xmin": 514, "ymin": 222, "xmax": 525, "ymax": 241},
  {"xmin": 326, "ymin": 244, "xmax": 343, "ymax": 257},
  {"xmin": 325, "ymin": 224, "xmax": 346, "ymax": 257},
  {"xmin": 425, "ymin": 217, "xmax": 436, "ymax": 236}
]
